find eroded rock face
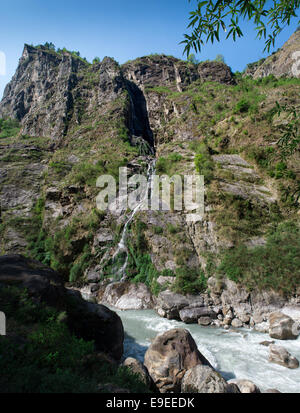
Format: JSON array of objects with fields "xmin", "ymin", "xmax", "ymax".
[
  {"xmin": 144, "ymin": 328, "xmax": 211, "ymax": 393},
  {"xmin": 252, "ymin": 30, "xmax": 300, "ymax": 79},
  {"xmin": 269, "ymin": 311, "xmax": 299, "ymax": 340},
  {"xmin": 269, "ymin": 345, "xmax": 299, "ymax": 369},
  {"xmin": 0, "ymin": 254, "xmax": 124, "ymax": 360},
  {"xmin": 182, "ymin": 365, "xmax": 236, "ymax": 393},
  {"xmin": 98, "ymin": 281, "xmax": 154, "ymax": 310}
]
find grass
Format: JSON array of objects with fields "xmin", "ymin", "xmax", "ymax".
[{"xmin": 0, "ymin": 118, "xmax": 21, "ymax": 138}]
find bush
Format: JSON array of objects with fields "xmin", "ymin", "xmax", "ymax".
[
  {"xmin": 218, "ymin": 221, "xmax": 300, "ymax": 295},
  {"xmin": 172, "ymin": 267, "xmax": 207, "ymax": 295},
  {"xmin": 0, "ymin": 118, "xmax": 20, "ymax": 138},
  {"xmin": 194, "ymin": 144, "xmax": 214, "ymax": 183}
]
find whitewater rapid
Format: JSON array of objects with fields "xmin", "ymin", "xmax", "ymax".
[{"xmin": 114, "ymin": 308, "xmax": 300, "ymax": 393}]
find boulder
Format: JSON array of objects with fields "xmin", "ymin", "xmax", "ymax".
[
  {"xmin": 181, "ymin": 365, "xmax": 238, "ymax": 393},
  {"xmin": 231, "ymin": 318, "xmax": 243, "ymax": 328},
  {"xmin": 99, "ymin": 281, "xmax": 154, "ymax": 310},
  {"xmin": 0, "ymin": 254, "xmax": 124, "ymax": 360},
  {"xmin": 179, "ymin": 307, "xmax": 217, "ymax": 324},
  {"xmin": 269, "ymin": 311, "xmax": 299, "ymax": 340},
  {"xmin": 144, "ymin": 328, "xmax": 211, "ymax": 393},
  {"xmin": 154, "ymin": 290, "xmax": 190, "ymax": 319},
  {"xmin": 198, "ymin": 316, "xmax": 212, "ymax": 326},
  {"xmin": 123, "ymin": 357, "xmax": 155, "ymax": 390},
  {"xmin": 228, "ymin": 379, "xmax": 261, "ymax": 393},
  {"xmin": 269, "ymin": 345, "xmax": 299, "ymax": 369}
]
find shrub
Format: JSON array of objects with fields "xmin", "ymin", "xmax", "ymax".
[
  {"xmin": 172, "ymin": 266, "xmax": 207, "ymax": 295},
  {"xmin": 218, "ymin": 221, "xmax": 300, "ymax": 295}
]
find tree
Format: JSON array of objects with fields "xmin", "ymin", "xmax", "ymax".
[
  {"xmin": 182, "ymin": 1, "xmax": 300, "ymax": 56},
  {"xmin": 93, "ymin": 57, "xmax": 101, "ymax": 64},
  {"xmin": 187, "ymin": 53, "xmax": 199, "ymax": 64},
  {"xmin": 215, "ymin": 54, "xmax": 225, "ymax": 63}
]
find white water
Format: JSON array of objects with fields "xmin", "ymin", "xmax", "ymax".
[
  {"xmin": 112, "ymin": 159, "xmax": 156, "ymax": 280},
  {"xmin": 114, "ymin": 308, "xmax": 300, "ymax": 393}
]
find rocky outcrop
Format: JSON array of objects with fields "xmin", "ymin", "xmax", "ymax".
[
  {"xmin": 269, "ymin": 311, "xmax": 299, "ymax": 340},
  {"xmin": 269, "ymin": 344, "xmax": 299, "ymax": 369},
  {"xmin": 144, "ymin": 328, "xmax": 211, "ymax": 393},
  {"xmin": 251, "ymin": 29, "xmax": 300, "ymax": 79},
  {"xmin": 98, "ymin": 281, "xmax": 154, "ymax": 310},
  {"xmin": 0, "ymin": 254, "xmax": 124, "ymax": 359},
  {"xmin": 181, "ymin": 365, "xmax": 238, "ymax": 393}
]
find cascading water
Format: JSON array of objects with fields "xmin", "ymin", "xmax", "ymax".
[{"xmin": 111, "ymin": 158, "xmax": 156, "ymax": 280}]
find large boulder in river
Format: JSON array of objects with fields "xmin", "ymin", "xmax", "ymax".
[
  {"xmin": 179, "ymin": 307, "xmax": 217, "ymax": 324},
  {"xmin": 269, "ymin": 344, "xmax": 299, "ymax": 369},
  {"xmin": 0, "ymin": 254, "xmax": 124, "ymax": 360},
  {"xmin": 144, "ymin": 328, "xmax": 211, "ymax": 393},
  {"xmin": 154, "ymin": 290, "xmax": 204, "ymax": 320},
  {"xmin": 182, "ymin": 365, "xmax": 239, "ymax": 393},
  {"xmin": 99, "ymin": 281, "xmax": 154, "ymax": 310},
  {"xmin": 269, "ymin": 311, "xmax": 299, "ymax": 340}
]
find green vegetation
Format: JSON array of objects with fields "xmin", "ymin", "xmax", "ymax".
[
  {"xmin": 218, "ymin": 221, "xmax": 300, "ymax": 295},
  {"xmin": 0, "ymin": 118, "xmax": 20, "ymax": 138},
  {"xmin": 194, "ymin": 144, "xmax": 214, "ymax": 183},
  {"xmin": 182, "ymin": 1, "xmax": 300, "ymax": 55},
  {"xmin": 172, "ymin": 266, "xmax": 207, "ymax": 295},
  {"xmin": 0, "ymin": 286, "xmax": 149, "ymax": 393}
]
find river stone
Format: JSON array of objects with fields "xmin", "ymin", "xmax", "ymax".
[
  {"xmin": 144, "ymin": 328, "xmax": 211, "ymax": 393},
  {"xmin": 231, "ymin": 318, "xmax": 243, "ymax": 328},
  {"xmin": 269, "ymin": 344, "xmax": 299, "ymax": 369},
  {"xmin": 179, "ymin": 307, "xmax": 217, "ymax": 324},
  {"xmin": 198, "ymin": 316, "xmax": 212, "ymax": 326},
  {"xmin": 123, "ymin": 357, "xmax": 154, "ymax": 389},
  {"xmin": 228, "ymin": 379, "xmax": 261, "ymax": 393},
  {"xmin": 181, "ymin": 365, "xmax": 235, "ymax": 393},
  {"xmin": 269, "ymin": 311, "xmax": 299, "ymax": 340}
]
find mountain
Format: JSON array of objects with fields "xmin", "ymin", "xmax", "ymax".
[{"xmin": 0, "ymin": 33, "xmax": 299, "ymax": 313}]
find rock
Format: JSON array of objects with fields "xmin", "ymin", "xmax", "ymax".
[
  {"xmin": 231, "ymin": 318, "xmax": 243, "ymax": 328},
  {"xmin": 154, "ymin": 290, "xmax": 192, "ymax": 320},
  {"xmin": 264, "ymin": 389, "xmax": 281, "ymax": 393},
  {"xmin": 254, "ymin": 321, "xmax": 270, "ymax": 334},
  {"xmin": 198, "ymin": 316, "xmax": 212, "ymax": 326},
  {"xmin": 269, "ymin": 311, "xmax": 299, "ymax": 340},
  {"xmin": 229, "ymin": 379, "xmax": 261, "ymax": 393},
  {"xmin": 260, "ymin": 340, "xmax": 275, "ymax": 347},
  {"xmin": 99, "ymin": 281, "xmax": 154, "ymax": 310},
  {"xmin": 0, "ymin": 254, "xmax": 124, "ymax": 360},
  {"xmin": 144, "ymin": 328, "xmax": 211, "ymax": 393},
  {"xmin": 156, "ymin": 276, "xmax": 175, "ymax": 286},
  {"xmin": 179, "ymin": 307, "xmax": 217, "ymax": 324},
  {"xmin": 123, "ymin": 357, "xmax": 155, "ymax": 390},
  {"xmin": 181, "ymin": 365, "xmax": 236, "ymax": 393},
  {"xmin": 269, "ymin": 345, "xmax": 299, "ymax": 369}
]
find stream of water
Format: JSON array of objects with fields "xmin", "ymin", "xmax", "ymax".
[{"xmin": 114, "ymin": 308, "xmax": 300, "ymax": 393}]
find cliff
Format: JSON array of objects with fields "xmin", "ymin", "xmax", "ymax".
[{"xmin": 0, "ymin": 33, "xmax": 299, "ymax": 313}]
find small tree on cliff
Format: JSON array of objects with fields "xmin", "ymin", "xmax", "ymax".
[{"xmin": 182, "ymin": 0, "xmax": 300, "ymax": 56}]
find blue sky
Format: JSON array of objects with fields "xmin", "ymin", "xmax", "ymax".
[{"xmin": 0, "ymin": 0, "xmax": 299, "ymax": 98}]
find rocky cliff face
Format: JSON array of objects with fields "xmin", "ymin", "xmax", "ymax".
[
  {"xmin": 0, "ymin": 33, "xmax": 299, "ymax": 317},
  {"xmin": 245, "ymin": 29, "xmax": 300, "ymax": 79}
]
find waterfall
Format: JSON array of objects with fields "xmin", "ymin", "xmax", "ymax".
[{"xmin": 111, "ymin": 159, "xmax": 156, "ymax": 280}]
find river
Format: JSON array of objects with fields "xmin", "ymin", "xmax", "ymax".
[{"xmin": 113, "ymin": 308, "xmax": 300, "ymax": 393}]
